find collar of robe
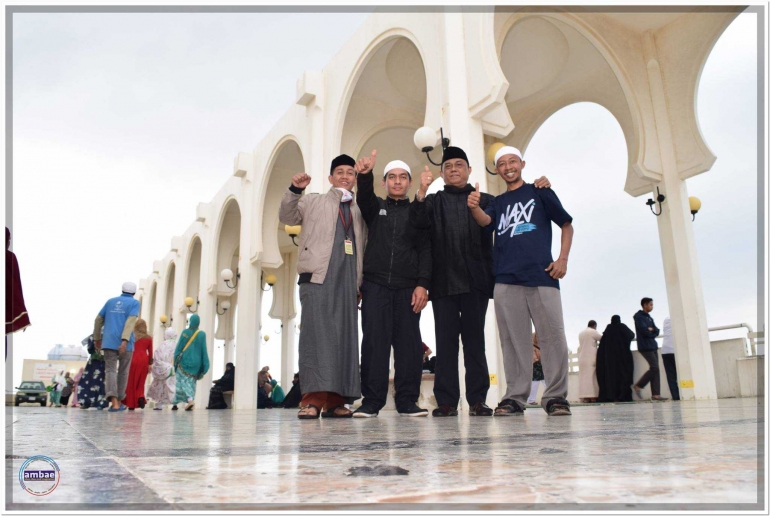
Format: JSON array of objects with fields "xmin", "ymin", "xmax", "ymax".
[{"xmin": 443, "ymin": 183, "xmax": 475, "ymax": 195}]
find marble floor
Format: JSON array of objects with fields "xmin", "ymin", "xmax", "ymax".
[{"xmin": 5, "ymin": 398, "xmax": 764, "ymax": 511}]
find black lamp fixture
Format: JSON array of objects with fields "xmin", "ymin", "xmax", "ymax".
[
  {"xmin": 645, "ymin": 186, "xmax": 666, "ymax": 216},
  {"xmin": 413, "ymin": 126, "xmax": 450, "ymax": 167}
]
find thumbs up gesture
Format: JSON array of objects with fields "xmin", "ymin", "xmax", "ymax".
[
  {"xmin": 467, "ymin": 183, "xmax": 482, "ymax": 209},
  {"xmin": 355, "ymin": 149, "xmax": 377, "ymax": 174},
  {"xmin": 418, "ymin": 166, "xmax": 434, "ymax": 198}
]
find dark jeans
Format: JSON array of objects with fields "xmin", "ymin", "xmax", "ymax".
[
  {"xmin": 636, "ymin": 349, "xmax": 660, "ymax": 396},
  {"xmin": 432, "ymin": 289, "xmax": 491, "ymax": 408},
  {"xmin": 360, "ymin": 281, "xmax": 423, "ymax": 412},
  {"xmin": 662, "ymin": 353, "xmax": 680, "ymax": 400}
]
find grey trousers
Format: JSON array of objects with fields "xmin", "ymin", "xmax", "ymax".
[
  {"xmin": 494, "ymin": 284, "xmax": 569, "ymax": 411},
  {"xmin": 104, "ymin": 348, "xmax": 133, "ymax": 402}
]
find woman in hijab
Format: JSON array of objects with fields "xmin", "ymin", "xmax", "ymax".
[
  {"xmin": 71, "ymin": 367, "xmax": 84, "ymax": 407},
  {"xmin": 60, "ymin": 371, "xmax": 74, "ymax": 407},
  {"xmin": 78, "ymin": 335, "xmax": 109, "ymax": 410},
  {"xmin": 48, "ymin": 371, "xmax": 63, "ymax": 407},
  {"xmin": 596, "ymin": 315, "xmax": 636, "ymax": 402},
  {"xmin": 206, "ymin": 362, "xmax": 235, "ymax": 409},
  {"xmin": 269, "ymin": 379, "xmax": 285, "ymax": 406},
  {"xmin": 148, "ymin": 327, "xmax": 178, "ymax": 410},
  {"xmin": 124, "ymin": 319, "xmax": 153, "ymax": 410},
  {"xmin": 173, "ymin": 314, "xmax": 209, "ymax": 411}
]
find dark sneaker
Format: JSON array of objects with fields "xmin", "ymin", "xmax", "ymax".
[
  {"xmin": 432, "ymin": 405, "xmax": 458, "ymax": 417},
  {"xmin": 494, "ymin": 398, "xmax": 524, "ymax": 416},
  {"xmin": 469, "ymin": 401, "xmax": 493, "ymax": 416},
  {"xmin": 545, "ymin": 398, "xmax": 572, "ymax": 416},
  {"xmin": 398, "ymin": 403, "xmax": 428, "ymax": 417},
  {"xmin": 651, "ymin": 396, "xmax": 669, "ymax": 402},
  {"xmin": 352, "ymin": 404, "xmax": 379, "ymax": 418}
]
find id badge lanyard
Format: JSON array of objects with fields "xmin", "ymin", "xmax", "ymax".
[{"xmin": 339, "ymin": 206, "xmax": 354, "ymax": 255}]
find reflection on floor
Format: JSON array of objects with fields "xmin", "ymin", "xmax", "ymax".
[{"xmin": 6, "ymin": 398, "xmax": 762, "ymax": 510}]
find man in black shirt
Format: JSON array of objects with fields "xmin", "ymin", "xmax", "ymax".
[{"xmin": 353, "ymin": 150, "xmax": 431, "ymax": 418}]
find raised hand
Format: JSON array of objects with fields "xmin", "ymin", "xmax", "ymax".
[
  {"xmin": 468, "ymin": 182, "xmax": 481, "ymax": 209},
  {"xmin": 354, "ymin": 149, "xmax": 377, "ymax": 174},
  {"xmin": 534, "ymin": 176, "xmax": 551, "ymax": 189},
  {"xmin": 291, "ymin": 173, "xmax": 312, "ymax": 189},
  {"xmin": 418, "ymin": 166, "xmax": 434, "ymax": 198}
]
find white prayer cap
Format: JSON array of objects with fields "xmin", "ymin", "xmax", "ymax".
[
  {"xmin": 122, "ymin": 281, "xmax": 137, "ymax": 294},
  {"xmin": 383, "ymin": 160, "xmax": 411, "ymax": 178},
  {"xmin": 494, "ymin": 146, "xmax": 523, "ymax": 166}
]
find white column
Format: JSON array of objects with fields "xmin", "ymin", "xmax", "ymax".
[
  {"xmin": 194, "ymin": 242, "xmax": 218, "ymax": 406},
  {"xmin": 643, "ymin": 33, "xmax": 717, "ymax": 400},
  {"xmin": 279, "ymin": 253, "xmax": 297, "ymax": 388},
  {"xmin": 441, "ymin": 10, "xmax": 500, "ymax": 408},
  {"xmin": 233, "ymin": 261, "xmax": 262, "ymax": 409},
  {"xmin": 153, "ymin": 275, "xmax": 168, "ymax": 355},
  {"xmin": 224, "ymin": 338, "xmax": 236, "ymax": 365}
]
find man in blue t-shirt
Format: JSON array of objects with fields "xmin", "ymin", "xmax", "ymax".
[
  {"xmin": 468, "ymin": 146, "xmax": 574, "ymax": 416},
  {"xmin": 93, "ymin": 281, "xmax": 141, "ymax": 412}
]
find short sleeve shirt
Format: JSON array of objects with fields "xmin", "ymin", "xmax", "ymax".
[
  {"xmin": 98, "ymin": 293, "xmax": 141, "ymax": 351},
  {"xmin": 484, "ymin": 184, "xmax": 572, "ymax": 289}
]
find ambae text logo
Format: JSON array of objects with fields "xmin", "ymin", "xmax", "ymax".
[{"xmin": 18, "ymin": 455, "xmax": 60, "ymax": 496}]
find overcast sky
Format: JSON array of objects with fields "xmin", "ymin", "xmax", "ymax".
[{"xmin": 8, "ymin": 11, "xmax": 760, "ymax": 388}]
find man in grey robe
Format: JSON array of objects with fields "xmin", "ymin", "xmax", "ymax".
[{"xmin": 279, "ymin": 154, "xmax": 367, "ymax": 419}]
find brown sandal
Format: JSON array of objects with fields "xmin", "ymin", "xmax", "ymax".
[
  {"xmin": 298, "ymin": 404, "xmax": 320, "ymax": 419},
  {"xmin": 321, "ymin": 406, "xmax": 353, "ymax": 418}
]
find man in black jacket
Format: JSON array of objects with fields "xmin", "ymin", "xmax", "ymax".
[
  {"xmin": 410, "ymin": 146, "xmax": 551, "ymax": 417},
  {"xmin": 633, "ymin": 297, "xmax": 668, "ymax": 401},
  {"xmin": 352, "ymin": 150, "xmax": 431, "ymax": 418}
]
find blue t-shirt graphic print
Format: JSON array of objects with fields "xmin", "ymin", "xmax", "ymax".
[{"xmin": 484, "ymin": 184, "xmax": 572, "ymax": 289}]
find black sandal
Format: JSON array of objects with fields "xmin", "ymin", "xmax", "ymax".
[
  {"xmin": 298, "ymin": 404, "xmax": 321, "ymax": 419},
  {"xmin": 321, "ymin": 405, "xmax": 353, "ymax": 418}
]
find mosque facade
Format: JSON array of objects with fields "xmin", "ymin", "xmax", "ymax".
[{"xmin": 133, "ymin": 8, "xmax": 742, "ymax": 409}]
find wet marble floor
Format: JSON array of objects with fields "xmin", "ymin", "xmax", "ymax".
[{"xmin": 5, "ymin": 398, "xmax": 764, "ymax": 510}]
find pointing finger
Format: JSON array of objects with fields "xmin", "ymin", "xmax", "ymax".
[{"xmin": 371, "ymin": 149, "xmax": 377, "ymax": 160}]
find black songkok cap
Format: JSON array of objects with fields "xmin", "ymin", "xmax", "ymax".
[
  {"xmin": 441, "ymin": 146, "xmax": 469, "ymax": 166},
  {"xmin": 330, "ymin": 154, "xmax": 356, "ymax": 174}
]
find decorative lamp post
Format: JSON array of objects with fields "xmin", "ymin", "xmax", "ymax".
[
  {"xmin": 184, "ymin": 296, "xmax": 199, "ymax": 313},
  {"xmin": 485, "ymin": 142, "xmax": 506, "ymax": 175},
  {"xmin": 413, "ymin": 126, "xmax": 450, "ymax": 166},
  {"xmin": 221, "ymin": 268, "xmax": 240, "ymax": 289},
  {"xmin": 285, "ymin": 225, "xmax": 301, "ymax": 246},
  {"xmin": 689, "ymin": 196, "xmax": 702, "ymax": 221},
  {"xmin": 261, "ymin": 273, "xmax": 277, "ymax": 291},
  {"xmin": 216, "ymin": 299, "xmax": 231, "ymax": 315}
]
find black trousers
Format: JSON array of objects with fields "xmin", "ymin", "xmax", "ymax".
[
  {"xmin": 360, "ymin": 280, "xmax": 423, "ymax": 412},
  {"xmin": 662, "ymin": 353, "xmax": 680, "ymax": 400},
  {"xmin": 432, "ymin": 289, "xmax": 490, "ymax": 408},
  {"xmin": 636, "ymin": 350, "xmax": 661, "ymax": 396}
]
